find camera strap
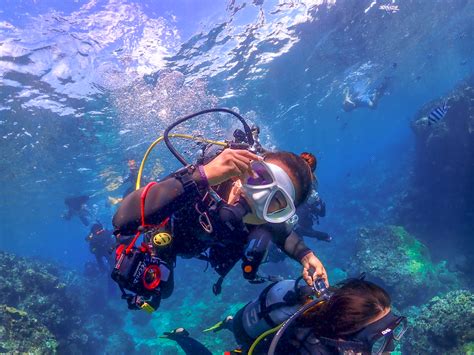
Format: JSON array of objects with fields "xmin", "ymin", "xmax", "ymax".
[{"xmin": 125, "ymin": 182, "xmax": 170, "ymax": 255}]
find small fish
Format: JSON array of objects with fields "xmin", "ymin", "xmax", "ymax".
[{"xmin": 428, "ymin": 102, "xmax": 449, "ymax": 125}]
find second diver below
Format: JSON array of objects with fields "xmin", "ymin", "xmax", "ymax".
[{"xmin": 112, "ymin": 148, "xmax": 328, "ymax": 312}]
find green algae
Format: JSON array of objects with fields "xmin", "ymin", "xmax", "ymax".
[{"xmin": 354, "ymin": 225, "xmax": 460, "ymax": 307}]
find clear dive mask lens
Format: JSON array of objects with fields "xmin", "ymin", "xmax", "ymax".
[{"xmin": 243, "ymin": 161, "xmax": 296, "ymax": 223}]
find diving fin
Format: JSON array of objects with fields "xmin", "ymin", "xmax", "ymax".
[{"xmin": 203, "ymin": 316, "xmax": 233, "ymax": 333}]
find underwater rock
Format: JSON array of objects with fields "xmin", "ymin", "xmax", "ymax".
[
  {"xmin": 0, "ymin": 304, "xmax": 58, "ymax": 354},
  {"xmin": 0, "ymin": 251, "xmax": 125, "ymax": 354},
  {"xmin": 353, "ymin": 225, "xmax": 459, "ymax": 307},
  {"xmin": 400, "ymin": 75, "xmax": 474, "ymax": 275},
  {"xmin": 403, "ymin": 290, "xmax": 474, "ymax": 354}
]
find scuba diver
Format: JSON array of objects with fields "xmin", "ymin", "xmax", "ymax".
[
  {"xmin": 108, "ymin": 159, "xmax": 140, "ymax": 206},
  {"xmin": 342, "ymin": 76, "xmax": 390, "ymax": 112},
  {"xmin": 85, "ymin": 222, "xmax": 116, "ymax": 272},
  {"xmin": 62, "ymin": 195, "xmax": 92, "ymax": 226},
  {"xmin": 296, "ymin": 152, "xmax": 331, "ymax": 242},
  {"xmin": 122, "ymin": 159, "xmax": 139, "ymax": 197},
  {"xmin": 111, "ymin": 108, "xmax": 328, "ymax": 313},
  {"xmin": 198, "ymin": 277, "xmax": 407, "ymax": 354}
]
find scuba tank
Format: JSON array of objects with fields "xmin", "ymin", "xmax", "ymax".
[{"xmin": 238, "ymin": 279, "xmax": 312, "ymax": 339}]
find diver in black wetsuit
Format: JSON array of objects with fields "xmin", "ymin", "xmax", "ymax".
[
  {"xmin": 295, "ymin": 190, "xmax": 331, "ymax": 242},
  {"xmin": 296, "ymin": 152, "xmax": 331, "ymax": 242},
  {"xmin": 62, "ymin": 195, "xmax": 92, "ymax": 226},
  {"xmin": 112, "ymin": 148, "xmax": 328, "ymax": 312},
  {"xmin": 85, "ymin": 222, "xmax": 116, "ymax": 272}
]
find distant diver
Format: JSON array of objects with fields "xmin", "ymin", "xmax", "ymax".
[
  {"xmin": 342, "ymin": 76, "xmax": 390, "ymax": 112},
  {"xmin": 85, "ymin": 222, "xmax": 116, "ymax": 272},
  {"xmin": 202, "ymin": 277, "xmax": 407, "ymax": 354},
  {"xmin": 108, "ymin": 159, "xmax": 140, "ymax": 206},
  {"xmin": 297, "ymin": 152, "xmax": 332, "ymax": 242},
  {"xmin": 62, "ymin": 195, "xmax": 92, "ymax": 226},
  {"xmin": 110, "ymin": 108, "xmax": 328, "ymax": 314}
]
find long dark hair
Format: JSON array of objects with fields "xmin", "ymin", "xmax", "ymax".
[
  {"xmin": 264, "ymin": 151, "xmax": 313, "ymax": 206},
  {"xmin": 298, "ymin": 279, "xmax": 391, "ymax": 338}
]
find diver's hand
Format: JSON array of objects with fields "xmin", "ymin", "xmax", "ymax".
[
  {"xmin": 301, "ymin": 252, "xmax": 329, "ymax": 287},
  {"xmin": 203, "ymin": 149, "xmax": 261, "ymax": 186}
]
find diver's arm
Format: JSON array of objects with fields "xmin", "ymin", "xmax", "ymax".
[
  {"xmin": 113, "ymin": 167, "xmax": 207, "ymax": 235},
  {"xmin": 281, "ymin": 231, "xmax": 313, "ymax": 261},
  {"xmin": 270, "ymin": 225, "xmax": 328, "ymax": 285},
  {"xmin": 264, "ymin": 224, "xmax": 312, "ymax": 261}
]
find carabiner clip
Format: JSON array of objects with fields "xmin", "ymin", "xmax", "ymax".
[{"xmin": 196, "ymin": 203, "xmax": 213, "ymax": 233}]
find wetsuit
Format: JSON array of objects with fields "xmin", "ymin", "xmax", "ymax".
[{"xmin": 113, "ymin": 165, "xmax": 312, "ymax": 305}]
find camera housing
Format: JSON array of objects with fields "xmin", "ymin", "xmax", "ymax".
[{"xmin": 112, "ymin": 248, "xmax": 162, "ymax": 297}]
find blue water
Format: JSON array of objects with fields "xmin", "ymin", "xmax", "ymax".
[{"xmin": 1, "ymin": 0, "xmax": 473, "ymax": 353}]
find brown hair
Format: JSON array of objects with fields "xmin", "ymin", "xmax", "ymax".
[
  {"xmin": 264, "ymin": 151, "xmax": 313, "ymax": 206},
  {"xmin": 298, "ymin": 279, "xmax": 391, "ymax": 338},
  {"xmin": 300, "ymin": 152, "xmax": 317, "ymax": 172}
]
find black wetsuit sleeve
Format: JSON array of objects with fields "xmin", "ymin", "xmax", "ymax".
[
  {"xmin": 282, "ymin": 231, "xmax": 313, "ymax": 260},
  {"xmin": 113, "ymin": 169, "xmax": 205, "ymax": 235},
  {"xmin": 263, "ymin": 224, "xmax": 312, "ymax": 261}
]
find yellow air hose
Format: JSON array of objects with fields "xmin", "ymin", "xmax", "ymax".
[
  {"xmin": 248, "ymin": 324, "xmax": 283, "ymax": 355},
  {"xmin": 135, "ymin": 134, "xmax": 227, "ymax": 190}
]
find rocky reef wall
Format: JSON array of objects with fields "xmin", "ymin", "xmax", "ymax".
[
  {"xmin": 0, "ymin": 251, "xmax": 133, "ymax": 354},
  {"xmin": 400, "ymin": 75, "xmax": 474, "ymax": 259}
]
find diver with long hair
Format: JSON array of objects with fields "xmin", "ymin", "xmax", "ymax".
[
  {"xmin": 167, "ymin": 277, "xmax": 407, "ymax": 354},
  {"xmin": 111, "ymin": 109, "xmax": 328, "ymax": 313}
]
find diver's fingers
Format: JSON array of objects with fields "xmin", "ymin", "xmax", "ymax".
[
  {"xmin": 302, "ymin": 267, "xmax": 313, "ymax": 286},
  {"xmin": 232, "ymin": 159, "xmax": 250, "ymax": 177},
  {"xmin": 233, "ymin": 154, "xmax": 255, "ymax": 175},
  {"xmin": 232, "ymin": 149, "xmax": 261, "ymax": 162}
]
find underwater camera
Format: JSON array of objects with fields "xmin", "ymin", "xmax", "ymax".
[{"xmin": 112, "ymin": 246, "xmax": 162, "ymax": 297}]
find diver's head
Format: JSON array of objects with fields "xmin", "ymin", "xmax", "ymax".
[
  {"xmin": 318, "ymin": 279, "xmax": 392, "ymax": 336},
  {"xmin": 299, "ymin": 279, "xmax": 406, "ymax": 354},
  {"xmin": 238, "ymin": 151, "xmax": 313, "ymax": 225},
  {"xmin": 128, "ymin": 159, "xmax": 136, "ymax": 169}
]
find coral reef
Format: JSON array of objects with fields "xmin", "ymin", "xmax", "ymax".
[
  {"xmin": 0, "ymin": 304, "xmax": 57, "ymax": 354},
  {"xmin": 352, "ymin": 225, "xmax": 459, "ymax": 307},
  {"xmin": 0, "ymin": 251, "xmax": 130, "ymax": 354},
  {"xmin": 403, "ymin": 290, "xmax": 474, "ymax": 354}
]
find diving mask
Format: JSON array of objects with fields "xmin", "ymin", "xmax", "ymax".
[
  {"xmin": 347, "ymin": 311, "xmax": 407, "ymax": 355},
  {"xmin": 242, "ymin": 161, "xmax": 296, "ymax": 223}
]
